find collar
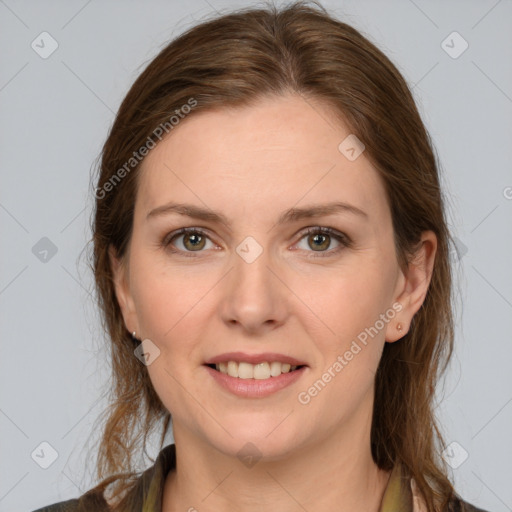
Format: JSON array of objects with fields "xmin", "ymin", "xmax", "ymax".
[{"xmin": 139, "ymin": 444, "xmax": 424, "ymax": 512}]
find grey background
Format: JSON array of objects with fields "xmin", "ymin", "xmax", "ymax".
[{"xmin": 1, "ymin": 0, "xmax": 511, "ymax": 511}]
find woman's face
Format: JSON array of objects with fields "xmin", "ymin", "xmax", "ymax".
[{"xmin": 111, "ymin": 93, "xmax": 433, "ymax": 460}]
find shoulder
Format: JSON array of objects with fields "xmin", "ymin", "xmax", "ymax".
[
  {"xmin": 31, "ymin": 498, "xmax": 81, "ymax": 512},
  {"xmin": 449, "ymin": 495, "xmax": 492, "ymax": 512},
  {"xmin": 31, "ymin": 491, "xmax": 110, "ymax": 512},
  {"xmin": 30, "ymin": 443, "xmax": 176, "ymax": 512},
  {"xmin": 411, "ymin": 477, "xmax": 491, "ymax": 512}
]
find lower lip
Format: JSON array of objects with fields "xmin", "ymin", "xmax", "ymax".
[{"xmin": 204, "ymin": 365, "xmax": 307, "ymax": 398}]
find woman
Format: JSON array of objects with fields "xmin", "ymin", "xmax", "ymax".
[{"xmin": 33, "ymin": 1, "xmax": 490, "ymax": 511}]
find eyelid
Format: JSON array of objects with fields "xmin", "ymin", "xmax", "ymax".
[{"xmin": 162, "ymin": 225, "xmax": 351, "ymax": 257}]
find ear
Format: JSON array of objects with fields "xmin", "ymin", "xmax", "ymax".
[
  {"xmin": 108, "ymin": 244, "xmax": 139, "ymax": 336},
  {"xmin": 385, "ymin": 230, "xmax": 437, "ymax": 343}
]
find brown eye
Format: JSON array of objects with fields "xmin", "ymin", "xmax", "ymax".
[
  {"xmin": 307, "ymin": 232, "xmax": 331, "ymax": 251},
  {"xmin": 181, "ymin": 231, "xmax": 206, "ymax": 251},
  {"xmin": 295, "ymin": 227, "xmax": 350, "ymax": 257},
  {"xmin": 163, "ymin": 228, "xmax": 213, "ymax": 255},
  {"xmin": 162, "ymin": 226, "xmax": 350, "ymax": 258}
]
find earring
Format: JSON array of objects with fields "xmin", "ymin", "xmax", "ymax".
[
  {"xmin": 132, "ymin": 331, "xmax": 137, "ymax": 340},
  {"xmin": 397, "ymin": 323, "xmax": 403, "ymax": 332}
]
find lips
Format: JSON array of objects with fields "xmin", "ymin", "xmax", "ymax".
[{"xmin": 204, "ymin": 363, "xmax": 307, "ymax": 398}]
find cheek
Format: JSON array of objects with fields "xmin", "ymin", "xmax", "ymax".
[
  {"xmin": 131, "ymin": 253, "xmax": 215, "ymax": 342},
  {"xmin": 294, "ymin": 269, "xmax": 391, "ymax": 421},
  {"xmin": 132, "ymin": 265, "xmax": 214, "ymax": 416},
  {"xmin": 130, "ymin": 259, "xmax": 223, "ymax": 414},
  {"xmin": 293, "ymin": 257, "xmax": 397, "ymax": 403},
  {"xmin": 298, "ymin": 258, "xmax": 397, "ymax": 345}
]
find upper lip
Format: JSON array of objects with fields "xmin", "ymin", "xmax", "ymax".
[{"xmin": 204, "ymin": 352, "xmax": 308, "ymax": 366}]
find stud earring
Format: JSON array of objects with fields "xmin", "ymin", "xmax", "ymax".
[
  {"xmin": 397, "ymin": 323, "xmax": 403, "ymax": 332},
  {"xmin": 132, "ymin": 331, "xmax": 137, "ymax": 340}
]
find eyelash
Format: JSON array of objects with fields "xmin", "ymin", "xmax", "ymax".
[{"xmin": 160, "ymin": 226, "xmax": 351, "ymax": 258}]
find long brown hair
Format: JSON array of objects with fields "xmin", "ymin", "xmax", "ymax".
[{"xmin": 83, "ymin": 1, "xmax": 458, "ymax": 509}]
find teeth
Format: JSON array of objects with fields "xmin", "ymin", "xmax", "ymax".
[
  {"xmin": 238, "ymin": 362, "xmax": 255, "ymax": 379},
  {"xmin": 215, "ymin": 361, "xmax": 299, "ymax": 379},
  {"xmin": 227, "ymin": 361, "xmax": 238, "ymax": 377}
]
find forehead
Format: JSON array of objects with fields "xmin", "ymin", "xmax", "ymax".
[{"xmin": 136, "ymin": 94, "xmax": 388, "ymax": 224}]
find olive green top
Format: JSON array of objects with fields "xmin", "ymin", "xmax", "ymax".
[{"xmin": 32, "ymin": 443, "xmax": 489, "ymax": 512}]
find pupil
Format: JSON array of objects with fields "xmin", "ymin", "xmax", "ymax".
[
  {"xmin": 312, "ymin": 233, "xmax": 328, "ymax": 250},
  {"xmin": 185, "ymin": 232, "xmax": 204, "ymax": 250}
]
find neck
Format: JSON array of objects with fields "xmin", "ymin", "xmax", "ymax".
[{"xmin": 163, "ymin": 406, "xmax": 391, "ymax": 512}]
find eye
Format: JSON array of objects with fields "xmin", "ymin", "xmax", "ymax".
[
  {"xmin": 162, "ymin": 227, "xmax": 215, "ymax": 256},
  {"xmin": 294, "ymin": 227, "xmax": 350, "ymax": 257},
  {"xmin": 161, "ymin": 226, "xmax": 351, "ymax": 258}
]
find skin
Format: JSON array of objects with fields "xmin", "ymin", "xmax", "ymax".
[{"xmin": 110, "ymin": 93, "xmax": 437, "ymax": 512}]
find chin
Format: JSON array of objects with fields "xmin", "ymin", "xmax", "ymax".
[{"xmin": 201, "ymin": 418, "xmax": 303, "ymax": 462}]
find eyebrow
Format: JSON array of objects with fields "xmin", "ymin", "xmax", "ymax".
[{"xmin": 146, "ymin": 201, "xmax": 368, "ymax": 226}]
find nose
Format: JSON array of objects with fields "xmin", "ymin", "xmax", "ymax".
[{"xmin": 218, "ymin": 243, "xmax": 289, "ymax": 334}]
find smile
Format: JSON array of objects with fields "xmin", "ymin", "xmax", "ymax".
[{"xmin": 209, "ymin": 361, "xmax": 303, "ymax": 379}]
